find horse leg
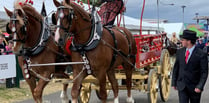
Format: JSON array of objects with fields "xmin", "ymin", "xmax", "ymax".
[
  {"xmin": 107, "ymin": 69, "xmax": 119, "ymax": 103},
  {"xmin": 33, "ymin": 79, "xmax": 49, "ymax": 103},
  {"xmin": 60, "ymin": 83, "xmax": 69, "ymax": 103},
  {"xmin": 25, "ymin": 77, "xmax": 38, "ymax": 102},
  {"xmin": 71, "ymin": 71, "xmax": 86, "ymax": 103},
  {"xmin": 123, "ymin": 63, "xmax": 134, "ymax": 103},
  {"xmin": 98, "ymin": 71, "xmax": 108, "ymax": 103}
]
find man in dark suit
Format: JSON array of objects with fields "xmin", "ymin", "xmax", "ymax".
[{"xmin": 172, "ymin": 30, "xmax": 208, "ymax": 103}]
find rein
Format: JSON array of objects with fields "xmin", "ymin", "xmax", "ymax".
[{"xmin": 101, "ymin": 39, "xmax": 135, "ymax": 67}]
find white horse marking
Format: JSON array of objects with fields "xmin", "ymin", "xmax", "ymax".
[
  {"xmin": 114, "ymin": 96, "xmax": 119, "ymax": 103},
  {"xmin": 60, "ymin": 90, "xmax": 69, "ymax": 103},
  {"xmin": 55, "ymin": 18, "xmax": 61, "ymax": 42},
  {"xmin": 126, "ymin": 95, "xmax": 134, "ymax": 103}
]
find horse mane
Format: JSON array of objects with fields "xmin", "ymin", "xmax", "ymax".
[
  {"xmin": 14, "ymin": 1, "xmax": 42, "ymax": 22},
  {"xmin": 63, "ymin": 1, "xmax": 91, "ymax": 22},
  {"xmin": 22, "ymin": 5, "xmax": 43, "ymax": 21}
]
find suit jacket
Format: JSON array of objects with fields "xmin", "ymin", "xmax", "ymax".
[{"xmin": 172, "ymin": 47, "xmax": 208, "ymax": 91}]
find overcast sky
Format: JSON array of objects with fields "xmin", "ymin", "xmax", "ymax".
[
  {"xmin": 125, "ymin": 0, "xmax": 209, "ymax": 24},
  {"xmin": 1, "ymin": 0, "xmax": 208, "ymax": 24}
]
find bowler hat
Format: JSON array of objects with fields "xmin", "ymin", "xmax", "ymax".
[{"xmin": 182, "ymin": 30, "xmax": 198, "ymax": 40}]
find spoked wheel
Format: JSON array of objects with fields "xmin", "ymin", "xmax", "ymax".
[
  {"xmin": 147, "ymin": 69, "xmax": 159, "ymax": 103},
  {"xmin": 159, "ymin": 49, "xmax": 172, "ymax": 102},
  {"xmin": 95, "ymin": 82, "xmax": 111, "ymax": 99},
  {"xmin": 78, "ymin": 83, "xmax": 91, "ymax": 103}
]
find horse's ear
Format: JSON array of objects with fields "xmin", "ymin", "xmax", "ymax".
[
  {"xmin": 51, "ymin": 13, "xmax": 57, "ymax": 25},
  {"xmin": 53, "ymin": 0, "xmax": 61, "ymax": 7},
  {"xmin": 4, "ymin": 7, "xmax": 13, "ymax": 17}
]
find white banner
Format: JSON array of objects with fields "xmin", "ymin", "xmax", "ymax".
[{"xmin": 0, "ymin": 55, "xmax": 16, "ymax": 79}]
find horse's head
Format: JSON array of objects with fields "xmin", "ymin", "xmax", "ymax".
[
  {"xmin": 5, "ymin": 3, "xmax": 42, "ymax": 55},
  {"xmin": 52, "ymin": 0, "xmax": 91, "ymax": 45},
  {"xmin": 165, "ymin": 37, "xmax": 178, "ymax": 56}
]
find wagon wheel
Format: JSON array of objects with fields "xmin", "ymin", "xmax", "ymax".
[
  {"xmin": 159, "ymin": 49, "xmax": 172, "ymax": 102},
  {"xmin": 95, "ymin": 82, "xmax": 111, "ymax": 99},
  {"xmin": 147, "ymin": 69, "xmax": 158, "ymax": 103},
  {"xmin": 78, "ymin": 83, "xmax": 91, "ymax": 103}
]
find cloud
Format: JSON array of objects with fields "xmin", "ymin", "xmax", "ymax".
[{"xmin": 125, "ymin": 0, "xmax": 209, "ymax": 23}]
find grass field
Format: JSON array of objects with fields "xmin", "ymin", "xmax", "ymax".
[{"xmin": 0, "ymin": 81, "xmax": 68, "ymax": 103}]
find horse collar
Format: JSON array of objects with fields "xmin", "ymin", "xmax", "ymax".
[
  {"xmin": 22, "ymin": 17, "xmax": 50, "ymax": 56},
  {"xmin": 70, "ymin": 9, "xmax": 103, "ymax": 52}
]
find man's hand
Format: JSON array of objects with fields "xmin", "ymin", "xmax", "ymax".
[
  {"xmin": 172, "ymin": 86, "xmax": 177, "ymax": 90},
  {"xmin": 194, "ymin": 88, "xmax": 201, "ymax": 93},
  {"xmin": 0, "ymin": 49, "xmax": 4, "ymax": 53},
  {"xmin": 121, "ymin": 6, "xmax": 126, "ymax": 12}
]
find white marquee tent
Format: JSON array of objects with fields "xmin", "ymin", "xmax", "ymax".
[{"xmin": 160, "ymin": 23, "xmax": 184, "ymax": 39}]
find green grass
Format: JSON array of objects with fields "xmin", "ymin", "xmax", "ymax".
[
  {"xmin": 0, "ymin": 81, "xmax": 66, "ymax": 103},
  {"xmin": 0, "ymin": 86, "xmax": 32, "ymax": 103}
]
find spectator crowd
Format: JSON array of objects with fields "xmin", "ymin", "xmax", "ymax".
[
  {"xmin": 0, "ymin": 32, "xmax": 15, "ymax": 86},
  {"xmin": 170, "ymin": 32, "xmax": 209, "ymax": 61}
]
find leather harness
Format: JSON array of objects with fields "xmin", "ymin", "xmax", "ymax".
[{"xmin": 21, "ymin": 17, "xmax": 51, "ymax": 56}]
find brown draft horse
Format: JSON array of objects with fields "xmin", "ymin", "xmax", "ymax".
[
  {"xmin": 53, "ymin": 0, "xmax": 137, "ymax": 103},
  {"xmin": 5, "ymin": 2, "xmax": 70, "ymax": 103}
]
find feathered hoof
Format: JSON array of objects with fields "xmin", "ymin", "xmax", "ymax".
[
  {"xmin": 126, "ymin": 96, "xmax": 134, "ymax": 103},
  {"xmin": 60, "ymin": 91, "xmax": 69, "ymax": 103},
  {"xmin": 114, "ymin": 97, "xmax": 119, "ymax": 103}
]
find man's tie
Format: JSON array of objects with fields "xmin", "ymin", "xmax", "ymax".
[{"xmin": 185, "ymin": 50, "xmax": 190, "ymax": 64}]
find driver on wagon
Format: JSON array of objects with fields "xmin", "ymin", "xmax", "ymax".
[{"xmin": 98, "ymin": 0, "xmax": 125, "ymax": 26}]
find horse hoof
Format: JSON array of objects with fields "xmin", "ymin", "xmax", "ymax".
[
  {"xmin": 62, "ymin": 100, "xmax": 69, "ymax": 103},
  {"xmin": 114, "ymin": 97, "xmax": 119, "ymax": 103},
  {"xmin": 126, "ymin": 96, "xmax": 134, "ymax": 103},
  {"xmin": 60, "ymin": 91, "xmax": 69, "ymax": 103}
]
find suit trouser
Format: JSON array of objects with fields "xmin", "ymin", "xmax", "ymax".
[{"xmin": 178, "ymin": 87, "xmax": 202, "ymax": 103}]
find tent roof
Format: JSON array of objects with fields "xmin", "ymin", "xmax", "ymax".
[{"xmin": 160, "ymin": 23, "xmax": 184, "ymax": 38}]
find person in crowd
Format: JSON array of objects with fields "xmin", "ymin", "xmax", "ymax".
[
  {"xmin": 98, "ymin": 0, "xmax": 125, "ymax": 26},
  {"xmin": 4, "ymin": 40, "xmax": 13, "ymax": 55},
  {"xmin": 203, "ymin": 41, "xmax": 209, "ymax": 61},
  {"xmin": 172, "ymin": 30, "xmax": 208, "ymax": 103},
  {"xmin": 203, "ymin": 33, "xmax": 208, "ymax": 44},
  {"xmin": 4, "ymin": 40, "xmax": 15, "ymax": 87},
  {"xmin": 170, "ymin": 32, "xmax": 179, "ymax": 44},
  {"xmin": 0, "ymin": 34, "xmax": 6, "ymax": 83},
  {"xmin": 196, "ymin": 39, "xmax": 205, "ymax": 49},
  {"xmin": 0, "ymin": 34, "xmax": 5, "ymax": 55}
]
